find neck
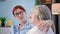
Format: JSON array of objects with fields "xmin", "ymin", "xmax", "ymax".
[{"xmin": 19, "ymin": 19, "xmax": 26, "ymax": 25}]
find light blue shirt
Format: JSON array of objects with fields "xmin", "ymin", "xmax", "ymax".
[{"xmin": 9, "ymin": 21, "xmax": 32, "ymax": 34}]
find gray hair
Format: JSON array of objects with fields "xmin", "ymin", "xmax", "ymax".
[{"xmin": 31, "ymin": 5, "xmax": 51, "ymax": 20}]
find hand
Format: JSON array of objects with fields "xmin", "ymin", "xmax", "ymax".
[{"xmin": 37, "ymin": 20, "xmax": 53, "ymax": 32}]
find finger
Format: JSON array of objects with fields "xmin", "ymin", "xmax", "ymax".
[
  {"xmin": 38, "ymin": 22, "xmax": 48, "ymax": 29},
  {"xmin": 45, "ymin": 20, "xmax": 53, "ymax": 26},
  {"xmin": 41, "ymin": 25, "xmax": 50, "ymax": 32},
  {"xmin": 39, "ymin": 20, "xmax": 52, "ymax": 29},
  {"xmin": 37, "ymin": 20, "xmax": 49, "ymax": 27},
  {"xmin": 40, "ymin": 24, "xmax": 48, "ymax": 31},
  {"xmin": 40, "ymin": 25, "xmax": 49, "ymax": 32},
  {"xmin": 43, "ymin": 27, "xmax": 48, "ymax": 32},
  {"xmin": 46, "ymin": 26, "xmax": 50, "ymax": 32},
  {"xmin": 37, "ymin": 21, "xmax": 44, "ymax": 27}
]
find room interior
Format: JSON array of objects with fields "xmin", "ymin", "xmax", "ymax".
[{"xmin": 0, "ymin": 0, "xmax": 60, "ymax": 34}]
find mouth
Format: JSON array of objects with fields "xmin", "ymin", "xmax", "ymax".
[{"xmin": 18, "ymin": 17, "xmax": 23, "ymax": 19}]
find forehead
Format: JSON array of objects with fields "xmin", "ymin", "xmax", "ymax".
[
  {"xmin": 15, "ymin": 8, "xmax": 22, "ymax": 12},
  {"xmin": 14, "ymin": 8, "xmax": 23, "ymax": 13}
]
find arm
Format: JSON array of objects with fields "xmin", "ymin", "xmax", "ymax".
[
  {"xmin": 9, "ymin": 25, "xmax": 14, "ymax": 34},
  {"xmin": 9, "ymin": 25, "xmax": 18, "ymax": 34}
]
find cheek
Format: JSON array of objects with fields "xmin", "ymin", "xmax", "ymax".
[
  {"xmin": 23, "ymin": 13, "xmax": 26, "ymax": 17},
  {"xmin": 14, "ymin": 16, "xmax": 19, "ymax": 20},
  {"xmin": 30, "ymin": 16, "xmax": 35, "ymax": 23}
]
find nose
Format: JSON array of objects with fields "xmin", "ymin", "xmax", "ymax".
[{"xmin": 18, "ymin": 14, "xmax": 21, "ymax": 16}]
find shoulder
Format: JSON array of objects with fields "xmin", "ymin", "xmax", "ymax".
[
  {"xmin": 26, "ymin": 26, "xmax": 46, "ymax": 34},
  {"xmin": 11, "ymin": 24, "xmax": 17, "ymax": 29},
  {"xmin": 47, "ymin": 27, "xmax": 55, "ymax": 34},
  {"xmin": 11, "ymin": 24, "xmax": 18, "ymax": 30},
  {"xmin": 24, "ymin": 21, "xmax": 32, "ymax": 29},
  {"xmin": 10, "ymin": 24, "xmax": 18, "ymax": 33}
]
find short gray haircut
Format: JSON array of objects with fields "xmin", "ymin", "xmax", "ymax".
[{"xmin": 31, "ymin": 5, "xmax": 51, "ymax": 20}]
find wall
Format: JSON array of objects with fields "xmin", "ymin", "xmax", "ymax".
[{"xmin": 0, "ymin": 0, "xmax": 35, "ymax": 25}]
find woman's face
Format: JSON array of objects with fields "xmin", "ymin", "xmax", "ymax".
[
  {"xmin": 14, "ymin": 8, "xmax": 26, "ymax": 21},
  {"xmin": 30, "ymin": 11, "xmax": 38, "ymax": 26}
]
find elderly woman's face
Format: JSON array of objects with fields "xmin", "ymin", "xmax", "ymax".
[
  {"xmin": 14, "ymin": 8, "xmax": 26, "ymax": 20},
  {"xmin": 30, "ymin": 11, "xmax": 38, "ymax": 26}
]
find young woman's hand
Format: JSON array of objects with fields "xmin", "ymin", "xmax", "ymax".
[{"xmin": 37, "ymin": 20, "xmax": 53, "ymax": 32}]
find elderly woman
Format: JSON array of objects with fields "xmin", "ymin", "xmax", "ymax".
[{"xmin": 26, "ymin": 5, "xmax": 55, "ymax": 34}]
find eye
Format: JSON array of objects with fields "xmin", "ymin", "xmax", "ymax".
[
  {"xmin": 16, "ymin": 13, "xmax": 19, "ymax": 15},
  {"xmin": 19, "ymin": 11, "xmax": 22, "ymax": 14},
  {"xmin": 19, "ymin": 11, "xmax": 24, "ymax": 14}
]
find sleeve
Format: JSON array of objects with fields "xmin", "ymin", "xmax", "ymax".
[
  {"xmin": 9, "ymin": 25, "xmax": 14, "ymax": 34},
  {"xmin": 9, "ymin": 25, "xmax": 18, "ymax": 34},
  {"xmin": 47, "ymin": 27, "xmax": 55, "ymax": 34}
]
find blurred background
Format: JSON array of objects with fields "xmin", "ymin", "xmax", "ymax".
[{"xmin": 0, "ymin": 0, "xmax": 60, "ymax": 34}]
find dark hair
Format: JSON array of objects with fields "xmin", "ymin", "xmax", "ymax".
[{"xmin": 12, "ymin": 5, "xmax": 26, "ymax": 15}]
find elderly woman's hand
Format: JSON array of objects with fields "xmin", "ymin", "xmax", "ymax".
[{"xmin": 37, "ymin": 20, "xmax": 53, "ymax": 32}]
